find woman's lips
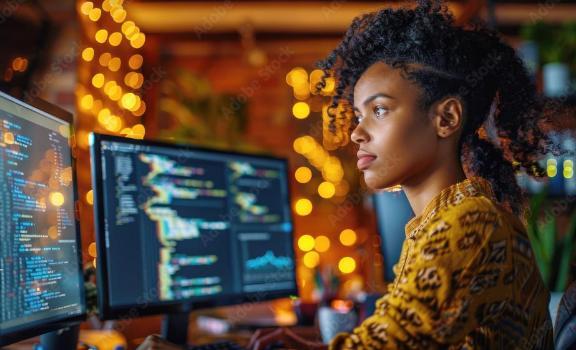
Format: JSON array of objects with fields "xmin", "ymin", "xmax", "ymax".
[{"xmin": 357, "ymin": 155, "xmax": 377, "ymax": 170}]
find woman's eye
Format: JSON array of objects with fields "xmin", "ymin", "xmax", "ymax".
[
  {"xmin": 353, "ymin": 115, "xmax": 363, "ymax": 125},
  {"xmin": 374, "ymin": 106, "xmax": 388, "ymax": 119}
]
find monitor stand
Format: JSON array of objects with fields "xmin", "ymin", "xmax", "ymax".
[
  {"xmin": 39, "ymin": 323, "xmax": 80, "ymax": 350},
  {"xmin": 162, "ymin": 311, "xmax": 190, "ymax": 346}
]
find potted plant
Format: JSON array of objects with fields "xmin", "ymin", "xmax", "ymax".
[
  {"xmin": 520, "ymin": 21, "xmax": 576, "ymax": 97},
  {"xmin": 526, "ymin": 188, "xmax": 576, "ymax": 320}
]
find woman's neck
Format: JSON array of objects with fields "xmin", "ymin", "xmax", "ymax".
[{"xmin": 401, "ymin": 160, "xmax": 467, "ymax": 217}]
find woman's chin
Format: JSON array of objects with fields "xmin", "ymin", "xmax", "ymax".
[{"xmin": 363, "ymin": 171, "xmax": 395, "ymax": 191}]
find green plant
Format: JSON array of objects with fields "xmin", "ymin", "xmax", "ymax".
[
  {"xmin": 526, "ymin": 188, "xmax": 576, "ymax": 292},
  {"xmin": 521, "ymin": 21, "xmax": 576, "ymax": 66}
]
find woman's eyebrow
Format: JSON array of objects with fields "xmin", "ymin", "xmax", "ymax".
[{"xmin": 353, "ymin": 92, "xmax": 396, "ymax": 111}]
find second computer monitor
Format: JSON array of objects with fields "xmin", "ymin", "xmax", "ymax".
[
  {"xmin": 0, "ymin": 91, "xmax": 85, "ymax": 346},
  {"xmin": 90, "ymin": 133, "xmax": 297, "ymax": 319}
]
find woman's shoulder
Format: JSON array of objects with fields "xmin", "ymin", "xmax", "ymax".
[
  {"xmin": 436, "ymin": 194, "xmax": 502, "ymax": 224},
  {"xmin": 419, "ymin": 194, "xmax": 509, "ymax": 242}
]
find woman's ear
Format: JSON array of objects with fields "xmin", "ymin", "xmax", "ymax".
[{"xmin": 432, "ymin": 97, "xmax": 463, "ymax": 138}]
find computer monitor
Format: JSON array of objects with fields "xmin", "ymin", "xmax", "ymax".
[
  {"xmin": 0, "ymin": 91, "xmax": 85, "ymax": 347},
  {"xmin": 372, "ymin": 189, "xmax": 414, "ymax": 282},
  {"xmin": 90, "ymin": 133, "xmax": 297, "ymax": 345}
]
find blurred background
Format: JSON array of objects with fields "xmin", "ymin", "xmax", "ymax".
[{"xmin": 1, "ymin": 0, "xmax": 575, "ymax": 349}]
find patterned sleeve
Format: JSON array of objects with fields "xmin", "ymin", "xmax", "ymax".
[{"xmin": 329, "ymin": 197, "xmax": 513, "ymax": 349}]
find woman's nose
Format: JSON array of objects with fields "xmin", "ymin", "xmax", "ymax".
[{"xmin": 351, "ymin": 124, "xmax": 369, "ymax": 144}]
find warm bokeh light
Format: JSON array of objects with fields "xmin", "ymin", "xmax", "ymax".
[
  {"xmin": 292, "ymin": 101, "xmax": 310, "ymax": 119},
  {"xmin": 48, "ymin": 226, "xmax": 59, "ymax": 240},
  {"xmin": 91, "ymin": 73, "xmax": 105, "ymax": 88},
  {"xmin": 122, "ymin": 22, "xmax": 140, "ymax": 40},
  {"xmin": 339, "ymin": 229, "xmax": 357, "ymax": 247},
  {"xmin": 321, "ymin": 77, "xmax": 336, "ymax": 94},
  {"xmin": 80, "ymin": 94, "xmax": 94, "ymax": 110},
  {"xmin": 108, "ymin": 57, "xmax": 121, "ymax": 72},
  {"xmin": 547, "ymin": 158, "xmax": 557, "ymax": 177},
  {"xmin": 80, "ymin": 1, "xmax": 94, "ymax": 15},
  {"xmin": 49, "ymin": 192, "xmax": 65, "ymax": 207},
  {"xmin": 121, "ymin": 92, "xmax": 137, "ymax": 110},
  {"xmin": 130, "ymin": 32, "xmax": 146, "ymax": 48},
  {"xmin": 132, "ymin": 124, "xmax": 145, "ymax": 136},
  {"xmin": 292, "ymin": 136, "xmax": 315, "ymax": 155},
  {"xmin": 564, "ymin": 160, "xmax": 574, "ymax": 179},
  {"xmin": 318, "ymin": 181, "xmax": 336, "ymax": 199},
  {"xmin": 294, "ymin": 198, "xmax": 313, "ymax": 216},
  {"xmin": 338, "ymin": 257, "xmax": 356, "ymax": 274},
  {"xmin": 286, "ymin": 67, "xmax": 307, "ymax": 87},
  {"xmin": 88, "ymin": 7, "xmax": 101, "ymax": 21},
  {"xmin": 109, "ymin": 85, "xmax": 123, "ymax": 101},
  {"xmin": 82, "ymin": 47, "xmax": 94, "ymax": 62},
  {"xmin": 108, "ymin": 32, "xmax": 123, "ymax": 46},
  {"xmin": 95, "ymin": 29, "xmax": 109, "ymax": 43},
  {"xmin": 88, "ymin": 242, "xmax": 97, "ymax": 258},
  {"xmin": 314, "ymin": 235, "xmax": 330, "ymax": 253},
  {"xmin": 322, "ymin": 157, "xmax": 344, "ymax": 182},
  {"xmin": 309, "ymin": 69, "xmax": 324, "ymax": 86},
  {"xmin": 303, "ymin": 251, "xmax": 320, "ymax": 269},
  {"xmin": 99, "ymin": 52, "xmax": 112, "ymax": 67},
  {"xmin": 133, "ymin": 101, "xmax": 146, "ymax": 117},
  {"xmin": 14, "ymin": 56, "xmax": 32, "ymax": 72},
  {"xmin": 294, "ymin": 166, "xmax": 312, "ymax": 184},
  {"xmin": 3, "ymin": 132, "xmax": 14, "ymax": 145},
  {"xmin": 297, "ymin": 234, "xmax": 315, "ymax": 252},
  {"xmin": 111, "ymin": 8, "xmax": 127, "ymax": 23},
  {"xmin": 128, "ymin": 54, "xmax": 143, "ymax": 69},
  {"xmin": 103, "ymin": 80, "xmax": 116, "ymax": 94},
  {"xmin": 86, "ymin": 189, "xmax": 94, "ymax": 205}
]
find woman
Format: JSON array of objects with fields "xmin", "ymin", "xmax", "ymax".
[{"xmin": 140, "ymin": 0, "xmax": 557, "ymax": 349}]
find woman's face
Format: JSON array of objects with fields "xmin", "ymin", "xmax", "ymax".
[{"xmin": 351, "ymin": 62, "xmax": 440, "ymax": 190}]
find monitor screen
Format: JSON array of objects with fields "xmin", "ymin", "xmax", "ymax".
[
  {"xmin": 0, "ymin": 91, "xmax": 85, "ymax": 346},
  {"xmin": 90, "ymin": 134, "xmax": 297, "ymax": 319}
]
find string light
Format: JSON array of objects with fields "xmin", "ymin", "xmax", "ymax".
[
  {"xmin": 298, "ymin": 235, "xmax": 315, "ymax": 252},
  {"xmin": 318, "ymin": 181, "xmax": 336, "ymax": 199},
  {"xmin": 339, "ymin": 229, "xmax": 357, "ymax": 246},
  {"xmin": 88, "ymin": 7, "xmax": 101, "ymax": 21},
  {"xmin": 294, "ymin": 166, "xmax": 312, "ymax": 184},
  {"xmin": 128, "ymin": 54, "xmax": 143, "ymax": 69},
  {"xmin": 303, "ymin": 251, "xmax": 320, "ymax": 269},
  {"xmin": 88, "ymin": 242, "xmax": 97, "ymax": 257},
  {"xmin": 338, "ymin": 257, "xmax": 356, "ymax": 274},
  {"xmin": 108, "ymin": 32, "xmax": 123, "ymax": 46},
  {"xmin": 130, "ymin": 32, "xmax": 146, "ymax": 49},
  {"xmin": 547, "ymin": 158, "xmax": 557, "ymax": 178},
  {"xmin": 564, "ymin": 159, "xmax": 573, "ymax": 179},
  {"xmin": 292, "ymin": 102, "xmax": 310, "ymax": 119},
  {"xmin": 314, "ymin": 236, "xmax": 330, "ymax": 253},
  {"xmin": 91, "ymin": 73, "xmax": 105, "ymax": 88},
  {"xmin": 49, "ymin": 192, "xmax": 65, "ymax": 207},
  {"xmin": 95, "ymin": 29, "xmax": 109, "ymax": 43},
  {"xmin": 82, "ymin": 47, "xmax": 95, "ymax": 62},
  {"xmin": 80, "ymin": 1, "xmax": 94, "ymax": 15},
  {"xmin": 108, "ymin": 57, "xmax": 121, "ymax": 72},
  {"xmin": 294, "ymin": 198, "xmax": 313, "ymax": 216}
]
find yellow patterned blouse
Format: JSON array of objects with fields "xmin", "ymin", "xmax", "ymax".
[{"xmin": 330, "ymin": 176, "xmax": 554, "ymax": 349}]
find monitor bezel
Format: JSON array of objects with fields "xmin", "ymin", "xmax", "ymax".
[
  {"xmin": 0, "ymin": 90, "xmax": 86, "ymax": 346},
  {"xmin": 90, "ymin": 132, "xmax": 299, "ymax": 320}
]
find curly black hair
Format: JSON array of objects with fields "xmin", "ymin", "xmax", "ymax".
[{"xmin": 316, "ymin": 0, "xmax": 561, "ymax": 220}]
